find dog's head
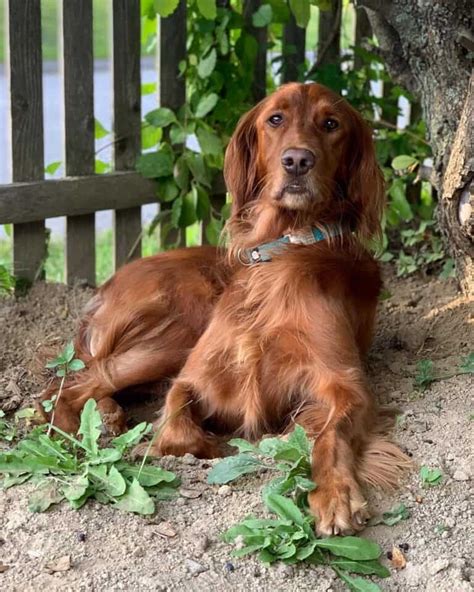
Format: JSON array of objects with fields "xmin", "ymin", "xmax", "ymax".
[{"xmin": 224, "ymin": 82, "xmax": 384, "ymax": 243}]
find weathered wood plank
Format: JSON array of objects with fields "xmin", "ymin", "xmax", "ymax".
[
  {"xmin": 112, "ymin": 0, "xmax": 142, "ymax": 267},
  {"xmin": 243, "ymin": 0, "xmax": 267, "ymax": 102},
  {"xmin": 159, "ymin": 0, "xmax": 186, "ymax": 247},
  {"xmin": 282, "ymin": 12, "xmax": 306, "ymax": 83},
  {"xmin": 62, "ymin": 0, "xmax": 96, "ymax": 285},
  {"xmin": 8, "ymin": 0, "xmax": 46, "ymax": 282},
  {"xmin": 0, "ymin": 173, "xmax": 156, "ymax": 224},
  {"xmin": 317, "ymin": 0, "xmax": 342, "ymax": 67}
]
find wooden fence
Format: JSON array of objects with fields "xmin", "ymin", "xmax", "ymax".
[{"xmin": 0, "ymin": 0, "xmax": 365, "ymax": 286}]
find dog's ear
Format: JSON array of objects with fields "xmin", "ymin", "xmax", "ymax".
[
  {"xmin": 224, "ymin": 104, "xmax": 262, "ymax": 214},
  {"xmin": 344, "ymin": 111, "xmax": 385, "ymax": 242}
]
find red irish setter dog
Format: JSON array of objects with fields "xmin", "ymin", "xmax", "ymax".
[{"xmin": 40, "ymin": 83, "xmax": 409, "ymax": 535}]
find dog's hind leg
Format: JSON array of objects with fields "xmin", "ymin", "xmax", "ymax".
[
  {"xmin": 134, "ymin": 379, "xmax": 222, "ymax": 459},
  {"xmin": 38, "ymin": 347, "xmax": 185, "ymax": 434}
]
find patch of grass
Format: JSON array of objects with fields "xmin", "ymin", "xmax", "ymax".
[
  {"xmin": 420, "ymin": 466, "xmax": 443, "ymax": 488},
  {"xmin": 0, "ymin": 227, "xmax": 161, "ymax": 286},
  {"xmin": 413, "ymin": 354, "xmax": 474, "ymax": 392},
  {"xmin": 209, "ymin": 427, "xmax": 389, "ymax": 591}
]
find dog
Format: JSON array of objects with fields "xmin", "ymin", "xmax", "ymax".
[
  {"xmin": 39, "ymin": 83, "xmax": 409, "ymax": 536},
  {"xmin": 137, "ymin": 82, "xmax": 410, "ymax": 535}
]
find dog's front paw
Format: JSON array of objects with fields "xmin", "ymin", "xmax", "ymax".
[{"xmin": 308, "ymin": 478, "xmax": 369, "ymax": 536}]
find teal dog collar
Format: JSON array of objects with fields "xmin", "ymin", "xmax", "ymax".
[{"xmin": 237, "ymin": 225, "xmax": 342, "ymax": 266}]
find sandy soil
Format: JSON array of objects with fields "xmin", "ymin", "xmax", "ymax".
[{"xmin": 0, "ymin": 266, "xmax": 472, "ymax": 592}]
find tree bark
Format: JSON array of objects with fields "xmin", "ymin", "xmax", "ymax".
[{"xmin": 358, "ymin": 0, "xmax": 473, "ymax": 293}]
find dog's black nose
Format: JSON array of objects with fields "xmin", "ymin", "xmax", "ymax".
[{"xmin": 281, "ymin": 148, "xmax": 315, "ymax": 176}]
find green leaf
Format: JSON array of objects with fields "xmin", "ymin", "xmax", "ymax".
[
  {"xmin": 68, "ymin": 359, "xmax": 85, "ymax": 372},
  {"xmin": 287, "ymin": 424, "xmax": 312, "ymax": 456},
  {"xmin": 141, "ymin": 82, "xmax": 156, "ymax": 95},
  {"xmin": 28, "ymin": 481, "xmax": 63, "ymax": 512},
  {"xmin": 195, "ymin": 186, "xmax": 211, "ymax": 220},
  {"xmin": 196, "ymin": 125, "xmax": 223, "ymax": 155},
  {"xmin": 198, "ymin": 48, "xmax": 217, "ymax": 79},
  {"xmin": 315, "ymin": 537, "xmax": 381, "ymax": 561},
  {"xmin": 45, "ymin": 161, "xmax": 61, "ymax": 175},
  {"xmin": 388, "ymin": 179, "xmax": 413, "ymax": 222},
  {"xmin": 195, "ymin": 93, "xmax": 219, "ymax": 118},
  {"xmin": 205, "ymin": 216, "xmax": 223, "ymax": 245},
  {"xmin": 380, "ymin": 503, "xmax": 410, "ymax": 526},
  {"xmin": 420, "ymin": 466, "xmax": 443, "ymax": 487},
  {"xmin": 173, "ymin": 156, "xmax": 190, "ymax": 190},
  {"xmin": 78, "ymin": 400, "xmax": 102, "ymax": 456},
  {"xmin": 88, "ymin": 448, "xmax": 122, "ymax": 464},
  {"xmin": 114, "ymin": 478, "xmax": 155, "ymax": 515},
  {"xmin": 178, "ymin": 188, "xmax": 198, "ymax": 227},
  {"xmin": 330, "ymin": 558, "xmax": 390, "ymax": 578},
  {"xmin": 154, "ymin": 0, "xmax": 179, "ymax": 18},
  {"xmin": 145, "ymin": 107, "xmax": 176, "ymax": 128},
  {"xmin": 137, "ymin": 146, "xmax": 174, "ymax": 178},
  {"xmin": 459, "ymin": 352, "xmax": 474, "ymax": 373},
  {"xmin": 157, "ymin": 178, "xmax": 180, "ymax": 203},
  {"xmin": 252, "ymin": 4, "xmax": 273, "ymax": 27},
  {"xmin": 103, "ymin": 466, "xmax": 127, "ymax": 497},
  {"xmin": 228, "ymin": 438, "xmax": 260, "ymax": 454},
  {"xmin": 94, "ymin": 118, "xmax": 109, "ymax": 139},
  {"xmin": 207, "ymin": 454, "xmax": 263, "ymax": 484},
  {"xmin": 171, "ymin": 196, "xmax": 183, "ymax": 228},
  {"xmin": 142, "ymin": 125, "xmax": 162, "ymax": 150},
  {"xmin": 414, "ymin": 359, "xmax": 435, "ymax": 390},
  {"xmin": 392, "ymin": 154, "xmax": 418, "ymax": 171},
  {"xmin": 111, "ymin": 422, "xmax": 151, "ymax": 452},
  {"xmin": 169, "ymin": 124, "xmax": 186, "ymax": 145},
  {"xmin": 63, "ymin": 475, "xmax": 89, "ymax": 502},
  {"xmin": 265, "ymin": 494, "xmax": 307, "ymax": 527},
  {"xmin": 334, "ymin": 569, "xmax": 382, "ymax": 592},
  {"xmin": 196, "ymin": 0, "xmax": 217, "ymax": 20},
  {"xmin": 183, "ymin": 153, "xmax": 210, "ymax": 187},
  {"xmin": 119, "ymin": 463, "xmax": 178, "ymax": 487},
  {"xmin": 289, "ymin": 0, "xmax": 310, "ymax": 27}
]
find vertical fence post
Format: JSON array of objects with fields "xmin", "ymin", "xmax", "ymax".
[
  {"xmin": 317, "ymin": 0, "xmax": 342, "ymax": 68},
  {"xmin": 159, "ymin": 0, "xmax": 186, "ymax": 247},
  {"xmin": 7, "ymin": 0, "xmax": 46, "ymax": 283},
  {"xmin": 62, "ymin": 0, "xmax": 96, "ymax": 286},
  {"xmin": 243, "ymin": 0, "xmax": 267, "ymax": 102},
  {"xmin": 282, "ymin": 13, "xmax": 306, "ymax": 83},
  {"xmin": 112, "ymin": 0, "xmax": 142, "ymax": 267}
]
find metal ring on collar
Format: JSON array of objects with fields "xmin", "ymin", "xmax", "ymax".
[{"xmin": 237, "ymin": 248, "xmax": 253, "ymax": 266}]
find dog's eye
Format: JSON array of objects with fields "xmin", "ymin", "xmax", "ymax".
[
  {"xmin": 323, "ymin": 118, "xmax": 339, "ymax": 131},
  {"xmin": 268, "ymin": 114, "xmax": 283, "ymax": 127}
]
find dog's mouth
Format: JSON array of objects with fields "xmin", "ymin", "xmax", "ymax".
[{"xmin": 278, "ymin": 180, "xmax": 316, "ymax": 201}]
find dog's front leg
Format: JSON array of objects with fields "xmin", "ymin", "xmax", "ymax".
[{"xmin": 306, "ymin": 374, "xmax": 373, "ymax": 536}]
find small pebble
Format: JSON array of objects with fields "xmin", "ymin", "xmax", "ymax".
[
  {"xmin": 428, "ymin": 558, "xmax": 450, "ymax": 575},
  {"xmin": 224, "ymin": 561, "xmax": 235, "ymax": 572},
  {"xmin": 453, "ymin": 470, "xmax": 469, "ymax": 481},
  {"xmin": 398, "ymin": 542, "xmax": 409, "ymax": 552},
  {"xmin": 76, "ymin": 532, "xmax": 86, "ymax": 543},
  {"xmin": 182, "ymin": 453, "xmax": 197, "ymax": 465},
  {"xmin": 185, "ymin": 559, "xmax": 208, "ymax": 576},
  {"xmin": 386, "ymin": 551, "xmax": 393, "ymax": 560},
  {"xmin": 218, "ymin": 485, "xmax": 232, "ymax": 497}
]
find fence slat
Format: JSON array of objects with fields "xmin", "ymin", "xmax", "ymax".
[
  {"xmin": 317, "ymin": 0, "xmax": 342, "ymax": 68},
  {"xmin": 243, "ymin": 0, "xmax": 267, "ymax": 102},
  {"xmin": 8, "ymin": 0, "xmax": 46, "ymax": 282},
  {"xmin": 159, "ymin": 0, "xmax": 187, "ymax": 247},
  {"xmin": 62, "ymin": 0, "xmax": 96, "ymax": 285},
  {"xmin": 0, "ymin": 173, "xmax": 156, "ymax": 224},
  {"xmin": 282, "ymin": 13, "xmax": 306, "ymax": 83},
  {"xmin": 112, "ymin": 0, "xmax": 142, "ymax": 267}
]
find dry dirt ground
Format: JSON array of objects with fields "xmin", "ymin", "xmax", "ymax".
[{"xmin": 0, "ymin": 266, "xmax": 472, "ymax": 592}]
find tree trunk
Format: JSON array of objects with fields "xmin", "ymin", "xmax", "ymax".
[
  {"xmin": 317, "ymin": 0, "xmax": 342, "ymax": 68},
  {"xmin": 359, "ymin": 0, "xmax": 473, "ymax": 294}
]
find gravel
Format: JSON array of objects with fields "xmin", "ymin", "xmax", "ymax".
[{"xmin": 0, "ymin": 267, "xmax": 472, "ymax": 591}]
